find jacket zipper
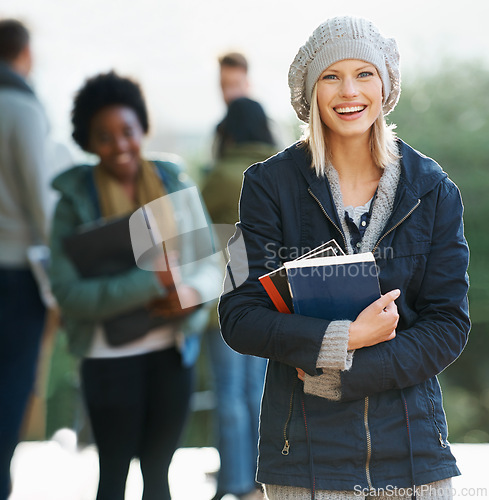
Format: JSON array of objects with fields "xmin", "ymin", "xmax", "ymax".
[
  {"xmin": 309, "ymin": 188, "xmax": 421, "ymax": 256},
  {"xmin": 429, "ymin": 397, "xmax": 447, "ymax": 448},
  {"xmin": 364, "ymin": 396, "xmax": 375, "ymax": 492},
  {"xmin": 309, "ymin": 191, "xmax": 422, "ymax": 489},
  {"xmin": 372, "ymin": 199, "xmax": 421, "ymax": 253},
  {"xmin": 367, "ymin": 201, "xmax": 420, "ymax": 492},
  {"xmin": 282, "ymin": 379, "xmax": 298, "ymax": 455},
  {"xmin": 308, "ymin": 188, "xmax": 348, "ymax": 251}
]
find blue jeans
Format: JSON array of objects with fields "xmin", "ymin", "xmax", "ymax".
[
  {"xmin": 0, "ymin": 268, "xmax": 45, "ymax": 500},
  {"xmin": 206, "ymin": 328, "xmax": 267, "ymax": 496}
]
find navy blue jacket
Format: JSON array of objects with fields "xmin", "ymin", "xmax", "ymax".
[{"xmin": 219, "ymin": 140, "xmax": 470, "ymax": 491}]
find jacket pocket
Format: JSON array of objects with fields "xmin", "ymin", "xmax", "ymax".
[
  {"xmin": 427, "ymin": 394, "xmax": 448, "ymax": 448},
  {"xmin": 389, "ymin": 240, "xmax": 431, "ymax": 259}
]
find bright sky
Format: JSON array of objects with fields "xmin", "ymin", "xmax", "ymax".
[{"xmin": 1, "ymin": 0, "xmax": 488, "ymax": 161}]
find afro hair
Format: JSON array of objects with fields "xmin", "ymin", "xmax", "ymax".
[{"xmin": 71, "ymin": 71, "xmax": 149, "ymax": 151}]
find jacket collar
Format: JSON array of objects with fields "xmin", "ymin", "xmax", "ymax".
[
  {"xmin": 288, "ymin": 139, "xmax": 447, "ymax": 199},
  {"xmin": 387, "ymin": 140, "xmax": 448, "ymax": 231},
  {"xmin": 0, "ymin": 61, "xmax": 34, "ymax": 95},
  {"xmin": 52, "ymin": 165, "xmax": 100, "ymax": 223},
  {"xmin": 288, "ymin": 142, "xmax": 344, "ymax": 231},
  {"xmin": 51, "ymin": 160, "xmax": 184, "ymax": 224},
  {"xmin": 396, "ymin": 139, "xmax": 448, "ymax": 198},
  {"xmin": 287, "ymin": 139, "xmax": 448, "ymax": 247}
]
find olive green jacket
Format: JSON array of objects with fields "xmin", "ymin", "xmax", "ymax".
[{"xmin": 201, "ymin": 142, "xmax": 278, "ymax": 328}]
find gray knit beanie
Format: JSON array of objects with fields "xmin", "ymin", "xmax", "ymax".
[{"xmin": 288, "ymin": 16, "xmax": 400, "ymax": 122}]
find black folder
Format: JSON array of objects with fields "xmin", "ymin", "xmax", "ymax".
[{"xmin": 63, "ymin": 215, "xmax": 169, "ymax": 346}]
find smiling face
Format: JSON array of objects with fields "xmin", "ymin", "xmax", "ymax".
[
  {"xmin": 316, "ymin": 59, "xmax": 383, "ymax": 145},
  {"xmin": 88, "ymin": 105, "xmax": 145, "ymax": 182},
  {"xmin": 220, "ymin": 65, "xmax": 249, "ymax": 106}
]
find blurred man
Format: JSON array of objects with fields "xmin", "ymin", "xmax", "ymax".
[
  {"xmin": 204, "ymin": 52, "xmax": 276, "ymax": 500},
  {"xmin": 214, "ymin": 52, "xmax": 250, "ymax": 158},
  {"xmin": 0, "ymin": 19, "xmax": 50, "ymax": 499},
  {"xmin": 219, "ymin": 52, "xmax": 249, "ymax": 106}
]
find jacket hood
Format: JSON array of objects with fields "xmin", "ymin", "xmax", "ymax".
[
  {"xmin": 287, "ymin": 139, "xmax": 448, "ymax": 200},
  {"xmin": 51, "ymin": 164, "xmax": 93, "ymax": 197},
  {"xmin": 396, "ymin": 140, "xmax": 448, "ymax": 198},
  {"xmin": 51, "ymin": 160, "xmax": 187, "ymax": 211}
]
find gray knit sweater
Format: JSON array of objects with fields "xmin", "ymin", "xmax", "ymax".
[{"xmin": 0, "ymin": 66, "xmax": 51, "ymax": 266}]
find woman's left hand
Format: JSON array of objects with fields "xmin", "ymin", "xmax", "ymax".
[{"xmin": 296, "ymin": 368, "xmax": 305, "ymax": 381}]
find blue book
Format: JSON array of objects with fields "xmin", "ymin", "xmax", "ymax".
[{"xmin": 284, "ymin": 252, "xmax": 381, "ymax": 320}]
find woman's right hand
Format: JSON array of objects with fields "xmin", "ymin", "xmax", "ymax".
[{"xmin": 348, "ymin": 289, "xmax": 400, "ymax": 350}]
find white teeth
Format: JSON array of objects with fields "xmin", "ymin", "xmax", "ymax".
[
  {"xmin": 335, "ymin": 106, "xmax": 366, "ymax": 113},
  {"xmin": 116, "ymin": 153, "xmax": 131, "ymax": 164}
]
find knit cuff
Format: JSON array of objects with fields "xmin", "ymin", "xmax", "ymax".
[
  {"xmin": 316, "ymin": 320, "xmax": 354, "ymax": 371},
  {"xmin": 303, "ymin": 370, "xmax": 342, "ymax": 401}
]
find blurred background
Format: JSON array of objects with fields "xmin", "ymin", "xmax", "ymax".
[{"xmin": 2, "ymin": 0, "xmax": 489, "ymax": 449}]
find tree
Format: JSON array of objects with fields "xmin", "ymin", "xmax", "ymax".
[{"xmin": 390, "ymin": 60, "xmax": 489, "ymax": 442}]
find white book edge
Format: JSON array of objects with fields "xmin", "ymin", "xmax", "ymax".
[
  {"xmin": 259, "ymin": 240, "xmax": 344, "ymax": 279},
  {"xmin": 284, "ymin": 251, "xmax": 375, "ymax": 270}
]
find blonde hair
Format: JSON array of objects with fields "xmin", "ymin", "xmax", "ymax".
[{"xmin": 302, "ymin": 84, "xmax": 399, "ymax": 177}]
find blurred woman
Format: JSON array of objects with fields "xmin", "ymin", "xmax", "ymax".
[{"xmin": 49, "ymin": 71, "xmax": 221, "ymax": 500}]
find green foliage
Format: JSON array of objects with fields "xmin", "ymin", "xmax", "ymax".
[
  {"xmin": 391, "ymin": 59, "xmax": 489, "ymax": 442},
  {"xmin": 390, "ymin": 59, "xmax": 489, "ymax": 323}
]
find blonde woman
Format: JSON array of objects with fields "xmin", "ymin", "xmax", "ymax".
[{"xmin": 219, "ymin": 16, "xmax": 469, "ymax": 500}]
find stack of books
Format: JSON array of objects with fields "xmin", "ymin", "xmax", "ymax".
[{"xmin": 259, "ymin": 239, "xmax": 381, "ymax": 321}]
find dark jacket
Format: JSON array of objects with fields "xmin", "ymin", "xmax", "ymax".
[{"xmin": 219, "ymin": 140, "xmax": 470, "ymax": 491}]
